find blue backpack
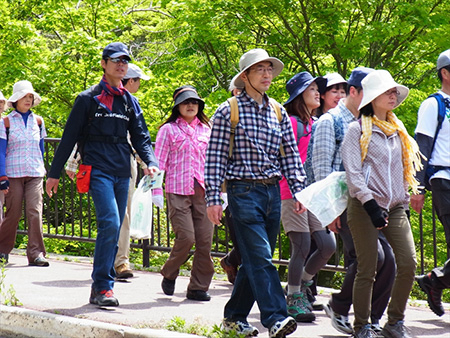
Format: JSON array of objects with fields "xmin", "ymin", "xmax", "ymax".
[
  {"xmin": 421, "ymin": 93, "xmax": 449, "ymax": 190},
  {"xmin": 304, "ymin": 113, "xmax": 344, "ymax": 185}
]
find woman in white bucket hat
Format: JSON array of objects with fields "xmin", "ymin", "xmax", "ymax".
[
  {"xmin": 0, "ymin": 80, "xmax": 49, "ymax": 267},
  {"xmin": 341, "ymin": 70, "xmax": 422, "ymax": 338}
]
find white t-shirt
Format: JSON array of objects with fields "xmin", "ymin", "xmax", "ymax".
[{"xmin": 415, "ymin": 90, "xmax": 450, "ymax": 181}]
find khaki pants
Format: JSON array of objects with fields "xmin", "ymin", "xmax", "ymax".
[
  {"xmin": 161, "ymin": 181, "xmax": 214, "ymax": 291},
  {"xmin": 0, "ymin": 177, "xmax": 46, "ymax": 263},
  {"xmin": 347, "ymin": 197, "xmax": 416, "ymax": 331}
]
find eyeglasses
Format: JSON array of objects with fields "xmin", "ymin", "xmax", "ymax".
[
  {"xmin": 384, "ymin": 89, "xmax": 400, "ymax": 96},
  {"xmin": 108, "ymin": 57, "xmax": 129, "ymax": 64},
  {"xmin": 250, "ymin": 66, "xmax": 274, "ymax": 75},
  {"xmin": 180, "ymin": 99, "xmax": 199, "ymax": 105}
]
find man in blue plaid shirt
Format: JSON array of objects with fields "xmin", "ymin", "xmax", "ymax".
[{"xmin": 205, "ymin": 49, "xmax": 306, "ymax": 338}]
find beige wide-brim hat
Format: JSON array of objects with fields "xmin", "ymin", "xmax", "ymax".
[
  {"xmin": 358, "ymin": 69, "xmax": 409, "ymax": 110},
  {"xmin": 229, "ymin": 49, "xmax": 284, "ymax": 90},
  {"xmin": 7, "ymin": 80, "xmax": 42, "ymax": 108}
]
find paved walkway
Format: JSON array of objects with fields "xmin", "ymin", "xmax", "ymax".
[{"xmin": 1, "ymin": 251, "xmax": 449, "ymax": 337}]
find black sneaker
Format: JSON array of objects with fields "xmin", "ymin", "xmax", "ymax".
[
  {"xmin": 89, "ymin": 288, "xmax": 119, "ymax": 307},
  {"xmin": 417, "ymin": 274, "xmax": 444, "ymax": 316},
  {"xmin": 161, "ymin": 277, "xmax": 175, "ymax": 295},
  {"xmin": 186, "ymin": 289, "xmax": 211, "ymax": 301}
]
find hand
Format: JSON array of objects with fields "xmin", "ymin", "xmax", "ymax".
[
  {"xmin": 363, "ymin": 199, "xmax": 388, "ymax": 229},
  {"xmin": 207, "ymin": 205, "xmax": 223, "ymax": 225},
  {"xmin": 153, "ymin": 194, "xmax": 164, "ymax": 209},
  {"xmin": 144, "ymin": 166, "xmax": 159, "ymax": 178},
  {"xmin": 46, "ymin": 178, "xmax": 60, "ymax": 198},
  {"xmin": 327, "ymin": 216, "xmax": 341, "ymax": 234},
  {"xmin": 65, "ymin": 170, "xmax": 76, "ymax": 180},
  {"xmin": 294, "ymin": 201, "xmax": 307, "ymax": 214},
  {"xmin": 410, "ymin": 194, "xmax": 425, "ymax": 214}
]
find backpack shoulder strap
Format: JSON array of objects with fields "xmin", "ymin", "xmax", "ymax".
[
  {"xmin": 3, "ymin": 116, "xmax": 9, "ymax": 141},
  {"xmin": 330, "ymin": 113, "xmax": 344, "ymax": 143},
  {"xmin": 427, "ymin": 93, "xmax": 446, "ymax": 155},
  {"xmin": 268, "ymin": 98, "xmax": 286, "ymax": 157},
  {"xmin": 35, "ymin": 116, "xmax": 42, "ymax": 126},
  {"xmin": 227, "ymin": 97, "xmax": 239, "ymax": 158},
  {"xmin": 269, "ymin": 98, "xmax": 282, "ymax": 122}
]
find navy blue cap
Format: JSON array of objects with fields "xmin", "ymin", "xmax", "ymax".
[
  {"xmin": 284, "ymin": 72, "xmax": 326, "ymax": 106},
  {"xmin": 102, "ymin": 42, "xmax": 131, "ymax": 61},
  {"xmin": 347, "ymin": 67, "xmax": 374, "ymax": 87}
]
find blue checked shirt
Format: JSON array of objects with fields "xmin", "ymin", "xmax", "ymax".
[
  {"xmin": 205, "ymin": 91, "xmax": 306, "ymax": 207},
  {"xmin": 311, "ymin": 99, "xmax": 357, "ymax": 181}
]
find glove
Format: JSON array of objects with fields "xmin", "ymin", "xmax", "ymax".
[
  {"xmin": 363, "ymin": 199, "xmax": 388, "ymax": 229},
  {"xmin": 153, "ymin": 194, "xmax": 164, "ymax": 209},
  {"xmin": 221, "ymin": 193, "xmax": 228, "ymax": 211},
  {"xmin": 0, "ymin": 176, "xmax": 9, "ymax": 190}
]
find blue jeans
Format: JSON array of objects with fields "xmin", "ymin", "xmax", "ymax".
[
  {"xmin": 224, "ymin": 180, "xmax": 287, "ymax": 329},
  {"xmin": 89, "ymin": 168, "xmax": 130, "ymax": 291}
]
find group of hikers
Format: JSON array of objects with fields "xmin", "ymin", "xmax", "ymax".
[{"xmin": 0, "ymin": 42, "xmax": 449, "ymax": 338}]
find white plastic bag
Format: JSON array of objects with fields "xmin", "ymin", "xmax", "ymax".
[
  {"xmin": 294, "ymin": 171, "xmax": 348, "ymax": 227},
  {"xmin": 130, "ymin": 175, "xmax": 153, "ymax": 240}
]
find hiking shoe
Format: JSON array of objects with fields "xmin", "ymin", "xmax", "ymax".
[
  {"xmin": 324, "ymin": 301, "xmax": 353, "ymax": 334},
  {"xmin": 29, "ymin": 256, "xmax": 49, "ymax": 267},
  {"xmin": 222, "ymin": 318, "xmax": 259, "ymax": 337},
  {"xmin": 220, "ymin": 256, "xmax": 237, "ymax": 284},
  {"xmin": 115, "ymin": 263, "xmax": 133, "ymax": 279},
  {"xmin": 370, "ymin": 323, "xmax": 383, "ymax": 337},
  {"xmin": 353, "ymin": 324, "xmax": 377, "ymax": 338},
  {"xmin": 89, "ymin": 288, "xmax": 119, "ymax": 307},
  {"xmin": 300, "ymin": 280, "xmax": 314, "ymax": 311},
  {"xmin": 381, "ymin": 321, "xmax": 412, "ymax": 338},
  {"xmin": 161, "ymin": 277, "xmax": 175, "ymax": 295},
  {"xmin": 286, "ymin": 293, "xmax": 315, "ymax": 322},
  {"xmin": 417, "ymin": 274, "xmax": 444, "ymax": 316},
  {"xmin": 0, "ymin": 253, "xmax": 8, "ymax": 264},
  {"xmin": 269, "ymin": 317, "xmax": 297, "ymax": 338}
]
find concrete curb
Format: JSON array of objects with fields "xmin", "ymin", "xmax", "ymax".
[{"xmin": 0, "ymin": 306, "xmax": 200, "ymax": 338}]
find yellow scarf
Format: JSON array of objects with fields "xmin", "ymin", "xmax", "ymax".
[{"xmin": 360, "ymin": 112, "xmax": 423, "ymax": 194}]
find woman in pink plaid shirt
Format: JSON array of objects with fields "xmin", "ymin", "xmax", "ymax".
[{"xmin": 155, "ymin": 85, "xmax": 214, "ymax": 302}]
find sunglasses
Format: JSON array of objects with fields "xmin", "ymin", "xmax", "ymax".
[
  {"xmin": 108, "ymin": 57, "xmax": 129, "ymax": 64},
  {"xmin": 180, "ymin": 99, "xmax": 199, "ymax": 105}
]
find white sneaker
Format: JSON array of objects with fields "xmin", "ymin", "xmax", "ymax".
[
  {"xmin": 222, "ymin": 318, "xmax": 259, "ymax": 337},
  {"xmin": 269, "ymin": 317, "xmax": 297, "ymax": 338},
  {"xmin": 324, "ymin": 301, "xmax": 353, "ymax": 334}
]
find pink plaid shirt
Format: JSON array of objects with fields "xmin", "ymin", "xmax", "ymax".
[{"xmin": 155, "ymin": 117, "xmax": 210, "ymax": 195}]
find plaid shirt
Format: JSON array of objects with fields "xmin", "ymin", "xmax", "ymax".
[
  {"xmin": 311, "ymin": 99, "xmax": 357, "ymax": 181},
  {"xmin": 205, "ymin": 91, "xmax": 306, "ymax": 206},
  {"xmin": 155, "ymin": 116, "xmax": 210, "ymax": 195},
  {"xmin": 0, "ymin": 111, "xmax": 47, "ymax": 178}
]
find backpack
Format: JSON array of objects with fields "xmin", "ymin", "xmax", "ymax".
[
  {"xmin": 291, "ymin": 116, "xmax": 312, "ymax": 145},
  {"xmin": 420, "ymin": 93, "xmax": 449, "ymax": 190},
  {"xmin": 3, "ymin": 115, "xmax": 43, "ymax": 141},
  {"xmin": 227, "ymin": 96, "xmax": 285, "ymax": 158},
  {"xmin": 304, "ymin": 112, "xmax": 344, "ymax": 185}
]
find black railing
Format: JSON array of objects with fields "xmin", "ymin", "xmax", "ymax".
[{"xmin": 15, "ymin": 139, "xmax": 446, "ymax": 275}]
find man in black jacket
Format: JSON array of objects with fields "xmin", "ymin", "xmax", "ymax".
[{"xmin": 46, "ymin": 42, "xmax": 158, "ymax": 307}]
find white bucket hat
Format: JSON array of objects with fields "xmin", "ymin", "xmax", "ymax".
[
  {"xmin": 229, "ymin": 49, "xmax": 284, "ymax": 90},
  {"xmin": 0, "ymin": 91, "xmax": 5, "ymax": 103},
  {"xmin": 323, "ymin": 73, "xmax": 347, "ymax": 88},
  {"xmin": 124, "ymin": 63, "xmax": 150, "ymax": 80},
  {"xmin": 7, "ymin": 80, "xmax": 42, "ymax": 108},
  {"xmin": 358, "ymin": 70, "xmax": 409, "ymax": 110}
]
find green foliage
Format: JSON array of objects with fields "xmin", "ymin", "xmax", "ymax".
[
  {"xmin": 0, "ymin": 261, "xmax": 22, "ymax": 306},
  {"xmin": 165, "ymin": 316, "xmax": 246, "ymax": 338}
]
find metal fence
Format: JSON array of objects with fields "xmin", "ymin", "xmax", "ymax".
[{"xmin": 15, "ymin": 139, "xmax": 447, "ymax": 275}]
